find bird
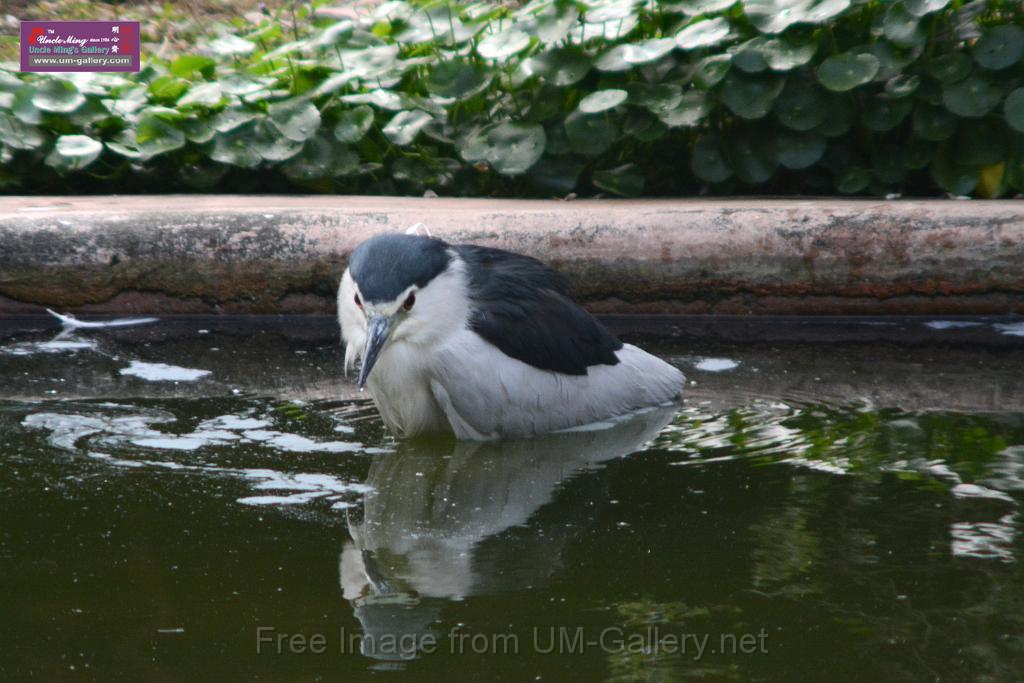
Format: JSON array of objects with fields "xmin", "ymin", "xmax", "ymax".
[{"xmin": 337, "ymin": 233, "xmax": 685, "ymax": 440}]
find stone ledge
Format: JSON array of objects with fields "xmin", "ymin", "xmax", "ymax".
[{"xmin": 0, "ymin": 195, "xmax": 1021, "ymax": 315}]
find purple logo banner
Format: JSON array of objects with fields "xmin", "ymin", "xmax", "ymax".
[{"xmin": 20, "ymin": 20, "xmax": 141, "ymax": 73}]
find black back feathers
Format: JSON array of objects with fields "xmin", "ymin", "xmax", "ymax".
[{"xmin": 456, "ymin": 244, "xmax": 622, "ymax": 375}]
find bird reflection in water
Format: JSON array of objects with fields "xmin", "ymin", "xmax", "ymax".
[{"xmin": 338, "ymin": 405, "xmax": 677, "ymax": 661}]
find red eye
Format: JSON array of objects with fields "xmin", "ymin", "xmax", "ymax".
[
  {"xmin": 403, "ymin": 292, "xmax": 416, "ymax": 310},
  {"xmin": 354, "ymin": 293, "xmax": 362, "ymax": 308}
]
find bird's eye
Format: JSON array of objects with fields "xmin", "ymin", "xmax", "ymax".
[
  {"xmin": 403, "ymin": 292, "xmax": 416, "ymax": 311},
  {"xmin": 354, "ymin": 293, "xmax": 362, "ymax": 308}
]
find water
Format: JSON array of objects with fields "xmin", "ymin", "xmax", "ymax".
[{"xmin": 2, "ymin": 315, "xmax": 1024, "ymax": 680}]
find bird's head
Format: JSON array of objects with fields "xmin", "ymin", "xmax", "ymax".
[{"xmin": 338, "ymin": 234, "xmax": 465, "ymax": 388}]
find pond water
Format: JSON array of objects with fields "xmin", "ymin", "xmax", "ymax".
[{"xmin": 2, "ymin": 315, "xmax": 1024, "ymax": 680}]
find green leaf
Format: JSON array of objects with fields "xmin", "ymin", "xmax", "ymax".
[
  {"xmin": 930, "ymin": 143, "xmax": 978, "ymax": 195},
  {"xmin": 251, "ymin": 119, "xmax": 304, "ymax": 161},
  {"xmin": 720, "ymin": 73, "xmax": 785, "ymax": 119},
  {"xmin": 578, "ymin": 89, "xmax": 628, "ymax": 114},
  {"xmin": 692, "ymin": 54, "xmax": 732, "ymax": 89},
  {"xmin": 459, "ymin": 122, "xmax": 547, "ymax": 175},
  {"xmin": 744, "ymin": 0, "xmax": 850, "ymax": 34},
  {"xmin": 32, "ymin": 79, "xmax": 85, "ymax": 113},
  {"xmin": 382, "ymin": 109, "xmax": 433, "ymax": 145},
  {"xmin": 1005, "ymin": 88, "xmax": 1024, "ymax": 133},
  {"xmin": 903, "ymin": 0, "xmax": 949, "ymax": 16},
  {"xmin": 836, "ymin": 168, "xmax": 870, "ymax": 193},
  {"xmin": 339, "ymin": 89, "xmax": 411, "ymax": 111},
  {"xmin": 136, "ymin": 111, "xmax": 185, "ymax": 159},
  {"xmin": 528, "ymin": 3, "xmax": 579, "ymax": 44},
  {"xmin": 310, "ymin": 20, "xmax": 355, "ymax": 47},
  {"xmin": 657, "ymin": 90, "xmax": 709, "ymax": 127},
  {"xmin": 0, "ymin": 114, "xmax": 45, "ymax": 150},
  {"xmin": 774, "ymin": 81, "xmax": 826, "ymax": 131},
  {"xmin": 664, "ymin": 0, "xmax": 737, "ymax": 14},
  {"xmin": 882, "ymin": 4, "xmax": 924, "ymax": 48},
  {"xmin": 170, "ymin": 55, "xmax": 216, "ymax": 78},
  {"xmin": 623, "ymin": 110, "xmax": 668, "ymax": 141},
  {"xmin": 691, "ymin": 134, "xmax": 732, "ymax": 183},
  {"xmin": 816, "ymin": 93, "xmax": 854, "ymax": 137},
  {"xmin": 214, "ymin": 107, "xmax": 262, "ymax": 133},
  {"xmin": 732, "ymin": 37, "xmax": 769, "ymax": 73},
  {"xmin": 724, "ymin": 129, "xmax": 777, "ymax": 183},
  {"xmin": 528, "ymin": 158, "xmax": 583, "ymax": 195},
  {"xmin": 209, "ymin": 34, "xmax": 256, "ymax": 56},
  {"xmin": 211, "ymin": 127, "xmax": 262, "ymax": 168},
  {"xmin": 596, "ymin": 38, "xmax": 676, "ymax": 71},
  {"xmin": 12, "ymin": 86, "xmax": 42, "ymax": 124},
  {"xmin": 178, "ymin": 82, "xmax": 224, "ymax": 108},
  {"xmin": 862, "ymin": 97, "xmax": 912, "ymax": 131},
  {"xmin": 593, "ymin": 163, "xmax": 644, "ymax": 197},
  {"xmin": 927, "ymin": 53, "xmax": 971, "ymax": 83},
  {"xmin": 478, "ymin": 29, "xmax": 531, "ymax": 60},
  {"xmin": 675, "ymin": 17, "xmax": 731, "ymax": 50},
  {"xmin": 282, "ymin": 136, "xmax": 335, "ymax": 182},
  {"xmin": 49, "ymin": 134, "xmax": 102, "ymax": 170},
  {"xmin": 884, "ymin": 73, "xmax": 920, "ymax": 98},
  {"xmin": 521, "ymin": 48, "xmax": 592, "ymax": 86},
  {"xmin": 972, "ymin": 25, "xmax": 1024, "ymax": 71},
  {"xmin": 268, "ymin": 99, "xmax": 321, "ymax": 141},
  {"xmin": 181, "ymin": 116, "xmax": 217, "ymax": 144},
  {"xmin": 564, "ymin": 110, "xmax": 618, "ymax": 157},
  {"xmin": 762, "ymin": 39, "xmax": 817, "ymax": 71},
  {"xmin": 913, "ymin": 103, "xmax": 957, "ymax": 141},
  {"xmin": 334, "ymin": 105, "xmax": 374, "ymax": 143},
  {"xmin": 425, "ymin": 61, "xmax": 493, "ymax": 99},
  {"xmin": 816, "ymin": 52, "xmax": 879, "ymax": 92},
  {"xmin": 776, "ymin": 130, "xmax": 825, "ymax": 169},
  {"xmin": 942, "ymin": 77, "xmax": 1000, "ymax": 118}
]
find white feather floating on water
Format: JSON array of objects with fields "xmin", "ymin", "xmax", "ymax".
[{"xmin": 47, "ymin": 309, "xmax": 157, "ymax": 329}]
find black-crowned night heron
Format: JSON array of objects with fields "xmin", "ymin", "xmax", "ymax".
[{"xmin": 338, "ymin": 233, "xmax": 684, "ymax": 439}]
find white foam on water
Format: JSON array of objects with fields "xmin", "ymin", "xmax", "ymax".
[
  {"xmin": 924, "ymin": 320, "xmax": 984, "ymax": 330},
  {"xmin": 950, "ymin": 514, "xmax": 1017, "ymax": 563},
  {"xmin": 119, "ymin": 361, "xmax": 211, "ymax": 382},
  {"xmin": 1, "ymin": 339, "xmax": 97, "ymax": 356},
  {"xmin": 694, "ymin": 358, "xmax": 740, "ymax": 372},
  {"xmin": 993, "ymin": 322, "xmax": 1024, "ymax": 337},
  {"xmin": 47, "ymin": 309, "xmax": 157, "ymax": 329}
]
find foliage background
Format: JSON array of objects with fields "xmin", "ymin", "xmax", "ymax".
[{"xmin": 2, "ymin": 0, "xmax": 1024, "ymax": 197}]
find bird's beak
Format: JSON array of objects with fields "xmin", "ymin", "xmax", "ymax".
[{"xmin": 358, "ymin": 315, "xmax": 391, "ymax": 389}]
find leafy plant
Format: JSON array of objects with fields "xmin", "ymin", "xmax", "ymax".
[{"xmin": 1, "ymin": 0, "xmax": 1023, "ymax": 197}]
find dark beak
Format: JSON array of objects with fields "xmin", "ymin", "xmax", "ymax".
[{"xmin": 358, "ymin": 315, "xmax": 391, "ymax": 389}]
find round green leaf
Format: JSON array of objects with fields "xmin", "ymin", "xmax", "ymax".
[
  {"xmin": 816, "ymin": 52, "xmax": 879, "ymax": 91},
  {"xmin": 629, "ymin": 83, "xmax": 683, "ymax": 114},
  {"xmin": 903, "ymin": 0, "xmax": 949, "ymax": 16},
  {"xmin": 251, "ymin": 119, "xmax": 304, "ymax": 161},
  {"xmin": 211, "ymin": 127, "xmax": 262, "ymax": 168},
  {"xmin": 181, "ymin": 116, "xmax": 216, "ymax": 144},
  {"xmin": 209, "ymin": 34, "xmax": 255, "ymax": 56},
  {"xmin": 178, "ymin": 82, "xmax": 223, "ymax": 108},
  {"xmin": 657, "ymin": 90, "xmax": 709, "ymax": 127},
  {"xmin": 530, "ymin": 4, "xmax": 579, "ymax": 44},
  {"xmin": 478, "ymin": 29, "xmax": 531, "ymax": 60},
  {"xmin": 732, "ymin": 37, "xmax": 769, "ymax": 73},
  {"xmin": 942, "ymin": 77, "xmax": 1000, "ymax": 118},
  {"xmin": 32, "ymin": 79, "xmax": 85, "ymax": 113},
  {"xmin": 578, "ymin": 89, "xmax": 628, "ymax": 114},
  {"xmin": 930, "ymin": 143, "xmax": 978, "ymax": 195},
  {"xmin": 592, "ymin": 163, "xmax": 644, "ymax": 197},
  {"xmin": 836, "ymin": 168, "xmax": 870, "ymax": 193},
  {"xmin": 744, "ymin": 0, "xmax": 850, "ymax": 34},
  {"xmin": 690, "ymin": 134, "xmax": 732, "ymax": 183},
  {"xmin": 268, "ymin": 99, "xmax": 321, "ymax": 142},
  {"xmin": 724, "ymin": 129, "xmax": 777, "ymax": 183},
  {"xmin": 816, "ymin": 94, "xmax": 855, "ymax": 137},
  {"xmin": 425, "ymin": 61, "xmax": 493, "ymax": 99},
  {"xmin": 52, "ymin": 134, "xmax": 102, "ymax": 169},
  {"xmin": 692, "ymin": 54, "xmax": 731, "ymax": 89},
  {"xmin": 675, "ymin": 17, "xmax": 731, "ymax": 50},
  {"xmin": 927, "ymin": 53, "xmax": 971, "ymax": 83},
  {"xmin": 170, "ymin": 55, "xmax": 216, "ymax": 78},
  {"xmin": 486, "ymin": 122, "xmax": 546, "ymax": 175},
  {"xmin": 912, "ymin": 103, "xmax": 957, "ymax": 141},
  {"xmin": 762, "ymin": 39, "xmax": 817, "ymax": 71},
  {"xmin": 334, "ymin": 106, "xmax": 374, "ymax": 143},
  {"xmin": 720, "ymin": 73, "xmax": 785, "ymax": 119},
  {"xmin": 776, "ymin": 130, "xmax": 825, "ymax": 169},
  {"xmin": 862, "ymin": 97, "xmax": 912, "ymax": 131},
  {"xmin": 774, "ymin": 81, "xmax": 826, "ymax": 131},
  {"xmin": 884, "ymin": 73, "xmax": 920, "ymax": 98},
  {"xmin": 136, "ymin": 111, "xmax": 185, "ymax": 159},
  {"xmin": 972, "ymin": 25, "xmax": 1024, "ymax": 71},
  {"xmin": 528, "ymin": 158, "xmax": 584, "ymax": 195},
  {"xmin": 564, "ymin": 111, "xmax": 618, "ymax": 157},
  {"xmin": 521, "ymin": 48, "xmax": 591, "ymax": 86},
  {"xmin": 12, "ymin": 86, "xmax": 42, "ymax": 124},
  {"xmin": 382, "ymin": 109, "xmax": 432, "ymax": 145},
  {"xmin": 623, "ymin": 110, "xmax": 668, "ymax": 141},
  {"xmin": 665, "ymin": 0, "xmax": 737, "ymax": 15},
  {"xmin": 1005, "ymin": 88, "xmax": 1024, "ymax": 133},
  {"xmin": 882, "ymin": 4, "xmax": 924, "ymax": 48},
  {"xmin": 596, "ymin": 38, "xmax": 676, "ymax": 71},
  {"xmin": 283, "ymin": 136, "xmax": 334, "ymax": 182}
]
